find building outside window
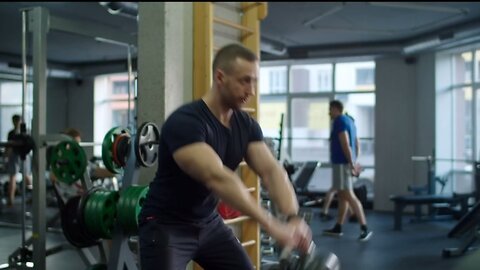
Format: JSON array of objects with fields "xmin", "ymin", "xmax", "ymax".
[
  {"xmin": 94, "ymin": 73, "xmax": 135, "ymax": 156},
  {"xmin": 260, "ymin": 66, "xmax": 287, "ymax": 94},
  {"xmin": 436, "ymin": 47, "xmax": 479, "ymax": 196},
  {"xmin": 259, "ymin": 60, "xmax": 376, "ymax": 195},
  {"xmin": 0, "ymin": 81, "xmax": 33, "ymax": 141}
]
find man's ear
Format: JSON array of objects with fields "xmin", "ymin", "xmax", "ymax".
[{"xmin": 214, "ymin": 69, "xmax": 225, "ymax": 84}]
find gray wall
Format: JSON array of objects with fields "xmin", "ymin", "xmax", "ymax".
[
  {"xmin": 45, "ymin": 77, "xmax": 95, "ymax": 158},
  {"xmin": 374, "ymin": 53, "xmax": 435, "ymax": 212},
  {"xmin": 413, "ymin": 53, "xmax": 436, "ymax": 188},
  {"xmin": 66, "ymin": 78, "xmax": 95, "ymax": 157},
  {"xmin": 46, "ymin": 78, "xmax": 68, "ymax": 134}
]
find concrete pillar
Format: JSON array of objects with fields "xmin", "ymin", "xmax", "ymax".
[
  {"xmin": 374, "ymin": 57, "xmax": 417, "ymax": 212},
  {"xmin": 137, "ymin": 2, "xmax": 193, "ymax": 184}
]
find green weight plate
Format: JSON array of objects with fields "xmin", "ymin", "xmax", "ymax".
[
  {"xmin": 87, "ymin": 193, "xmax": 102, "ymax": 238},
  {"xmin": 95, "ymin": 191, "xmax": 114, "ymax": 239},
  {"xmin": 84, "ymin": 191, "xmax": 102, "ymax": 238},
  {"xmin": 134, "ymin": 186, "xmax": 149, "ymax": 219},
  {"xmin": 124, "ymin": 186, "xmax": 142, "ymax": 232},
  {"xmin": 117, "ymin": 186, "xmax": 149, "ymax": 234},
  {"xmin": 117, "ymin": 186, "xmax": 137, "ymax": 233},
  {"xmin": 50, "ymin": 140, "xmax": 87, "ymax": 185},
  {"xmin": 100, "ymin": 191, "xmax": 119, "ymax": 239},
  {"xmin": 102, "ymin": 127, "xmax": 123, "ymax": 174},
  {"xmin": 85, "ymin": 191, "xmax": 113, "ymax": 239},
  {"xmin": 127, "ymin": 186, "xmax": 147, "ymax": 231}
]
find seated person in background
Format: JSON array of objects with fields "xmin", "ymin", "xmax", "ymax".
[{"xmin": 47, "ymin": 128, "xmax": 116, "ymax": 200}]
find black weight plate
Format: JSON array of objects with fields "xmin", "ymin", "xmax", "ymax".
[{"xmin": 60, "ymin": 196, "xmax": 99, "ymax": 248}]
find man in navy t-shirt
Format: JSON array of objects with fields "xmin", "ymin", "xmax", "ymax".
[
  {"xmin": 322, "ymin": 100, "xmax": 373, "ymax": 241},
  {"xmin": 138, "ymin": 44, "xmax": 312, "ymax": 270}
]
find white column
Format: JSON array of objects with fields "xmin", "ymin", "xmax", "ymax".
[{"xmin": 137, "ymin": 2, "xmax": 193, "ymax": 184}]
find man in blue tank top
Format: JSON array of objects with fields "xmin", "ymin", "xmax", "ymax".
[
  {"xmin": 138, "ymin": 44, "xmax": 312, "ymax": 270},
  {"xmin": 322, "ymin": 100, "xmax": 373, "ymax": 241}
]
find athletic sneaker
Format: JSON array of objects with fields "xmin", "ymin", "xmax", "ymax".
[
  {"xmin": 322, "ymin": 227, "xmax": 343, "ymax": 237},
  {"xmin": 319, "ymin": 212, "xmax": 333, "ymax": 221},
  {"xmin": 358, "ymin": 230, "xmax": 373, "ymax": 242}
]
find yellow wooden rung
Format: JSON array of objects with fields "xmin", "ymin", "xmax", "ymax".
[
  {"xmin": 223, "ymin": 215, "xmax": 250, "ymax": 225},
  {"xmin": 213, "ymin": 17, "xmax": 254, "ymax": 34},
  {"xmin": 241, "ymin": 240, "xmax": 256, "ymax": 247},
  {"xmin": 247, "ymin": 187, "xmax": 256, "ymax": 192}
]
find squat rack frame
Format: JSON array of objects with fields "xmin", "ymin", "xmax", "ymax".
[{"xmin": 23, "ymin": 7, "xmax": 135, "ymax": 270}]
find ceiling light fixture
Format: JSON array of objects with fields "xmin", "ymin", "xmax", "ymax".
[
  {"xmin": 368, "ymin": 2, "xmax": 469, "ymax": 15},
  {"xmin": 99, "ymin": 2, "xmax": 138, "ymax": 20},
  {"xmin": 260, "ymin": 37, "xmax": 287, "ymax": 56}
]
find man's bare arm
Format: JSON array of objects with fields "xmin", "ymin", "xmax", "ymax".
[
  {"xmin": 173, "ymin": 142, "xmax": 290, "ymax": 241},
  {"xmin": 355, "ymin": 137, "xmax": 360, "ymax": 159},
  {"xmin": 244, "ymin": 141, "xmax": 299, "ymax": 218},
  {"xmin": 339, "ymin": 131, "xmax": 354, "ymax": 166}
]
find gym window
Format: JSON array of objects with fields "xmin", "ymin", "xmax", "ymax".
[
  {"xmin": 0, "ymin": 80, "xmax": 33, "ymax": 141},
  {"xmin": 436, "ymin": 47, "xmax": 480, "ymax": 196},
  {"xmin": 259, "ymin": 60, "xmax": 376, "ymax": 194},
  {"xmin": 93, "ymin": 73, "xmax": 135, "ymax": 156}
]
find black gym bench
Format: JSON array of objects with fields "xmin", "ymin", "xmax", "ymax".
[
  {"xmin": 390, "ymin": 194, "xmax": 469, "ymax": 231},
  {"xmin": 291, "ymin": 161, "xmax": 325, "ymax": 207}
]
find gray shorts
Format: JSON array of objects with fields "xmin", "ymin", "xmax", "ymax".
[
  {"xmin": 332, "ymin": 164, "xmax": 353, "ymax": 190},
  {"xmin": 7, "ymin": 153, "xmax": 31, "ymax": 176}
]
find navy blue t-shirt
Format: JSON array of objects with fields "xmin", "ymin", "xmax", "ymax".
[
  {"xmin": 140, "ymin": 99, "xmax": 264, "ymax": 224},
  {"xmin": 330, "ymin": 115, "xmax": 357, "ymax": 164}
]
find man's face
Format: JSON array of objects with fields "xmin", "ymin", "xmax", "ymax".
[
  {"xmin": 13, "ymin": 119, "xmax": 21, "ymax": 128},
  {"xmin": 329, "ymin": 106, "xmax": 340, "ymax": 120},
  {"xmin": 216, "ymin": 58, "xmax": 258, "ymax": 110}
]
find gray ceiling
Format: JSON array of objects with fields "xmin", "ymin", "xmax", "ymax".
[
  {"xmin": 0, "ymin": 2, "xmax": 137, "ymax": 65},
  {"xmin": 0, "ymin": 2, "xmax": 480, "ymax": 66},
  {"xmin": 261, "ymin": 2, "xmax": 480, "ymax": 59}
]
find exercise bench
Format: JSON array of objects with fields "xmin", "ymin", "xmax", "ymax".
[{"xmin": 390, "ymin": 194, "xmax": 469, "ymax": 231}]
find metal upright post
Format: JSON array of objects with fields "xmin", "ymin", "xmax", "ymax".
[
  {"xmin": 29, "ymin": 7, "xmax": 49, "ymax": 270},
  {"xmin": 127, "ymin": 45, "xmax": 132, "ymax": 130},
  {"xmin": 475, "ymin": 162, "xmax": 480, "ymax": 202},
  {"xmin": 107, "ymin": 136, "xmax": 140, "ymax": 270},
  {"xmin": 20, "ymin": 9, "xmax": 28, "ymax": 267}
]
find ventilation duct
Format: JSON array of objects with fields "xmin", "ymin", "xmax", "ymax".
[{"xmin": 402, "ymin": 20, "xmax": 480, "ymax": 55}]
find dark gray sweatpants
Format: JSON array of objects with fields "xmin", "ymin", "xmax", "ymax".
[{"xmin": 138, "ymin": 214, "xmax": 254, "ymax": 270}]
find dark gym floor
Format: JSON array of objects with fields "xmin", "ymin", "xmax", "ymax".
[{"xmin": 0, "ymin": 197, "xmax": 478, "ymax": 270}]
